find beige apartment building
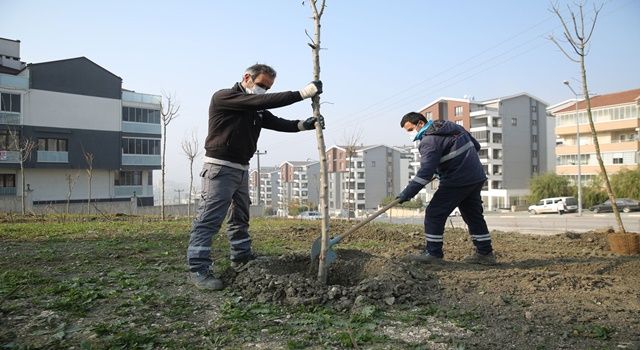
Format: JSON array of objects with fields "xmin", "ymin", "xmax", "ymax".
[{"xmin": 553, "ymin": 88, "xmax": 640, "ymax": 183}]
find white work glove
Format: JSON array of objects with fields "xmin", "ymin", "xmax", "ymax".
[{"xmin": 299, "ymin": 80, "xmax": 323, "ymax": 99}]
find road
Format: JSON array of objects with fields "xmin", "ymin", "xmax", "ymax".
[{"xmin": 376, "ymin": 211, "xmax": 640, "ymax": 235}]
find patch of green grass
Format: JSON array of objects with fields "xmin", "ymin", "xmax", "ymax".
[{"xmin": 47, "ymin": 277, "xmax": 105, "ymax": 315}]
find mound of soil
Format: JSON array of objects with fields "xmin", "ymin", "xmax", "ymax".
[{"xmin": 221, "ymin": 251, "xmax": 438, "ymax": 311}]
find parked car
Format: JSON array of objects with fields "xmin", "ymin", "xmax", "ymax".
[
  {"xmin": 589, "ymin": 198, "xmax": 640, "ymax": 213},
  {"xmin": 298, "ymin": 211, "xmax": 322, "ymax": 220},
  {"xmin": 528, "ymin": 197, "xmax": 578, "ymax": 214}
]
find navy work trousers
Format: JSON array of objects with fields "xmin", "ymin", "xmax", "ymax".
[{"xmin": 424, "ymin": 181, "xmax": 492, "ymax": 257}]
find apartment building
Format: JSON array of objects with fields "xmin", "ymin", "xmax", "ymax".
[
  {"xmin": 249, "ymin": 166, "xmax": 279, "ymax": 208},
  {"xmin": 276, "ymin": 161, "xmax": 319, "ymax": 216},
  {"xmin": 326, "ymin": 144, "xmax": 411, "ymax": 215},
  {"xmin": 419, "ymin": 97, "xmax": 471, "ymax": 130},
  {"xmin": 412, "ymin": 93, "xmax": 554, "ymax": 210},
  {"xmin": 552, "ymin": 88, "xmax": 640, "ymax": 182},
  {"xmin": 0, "ymin": 38, "xmax": 161, "ymax": 211}
]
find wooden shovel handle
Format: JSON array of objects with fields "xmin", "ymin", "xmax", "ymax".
[{"xmin": 336, "ymin": 198, "xmax": 402, "ymax": 243}]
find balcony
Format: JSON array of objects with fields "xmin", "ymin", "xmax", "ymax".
[
  {"xmin": 37, "ymin": 151, "xmax": 68, "ymax": 163},
  {"xmin": 0, "ymin": 73, "xmax": 28, "ymax": 90},
  {"xmin": 122, "ymin": 121, "xmax": 161, "ymax": 135},
  {"xmin": 0, "ymin": 112, "xmax": 20, "ymax": 125},
  {"xmin": 0, "ymin": 187, "xmax": 17, "ymax": 196},
  {"xmin": 122, "ymin": 91, "xmax": 161, "ymax": 105},
  {"xmin": 0, "ymin": 151, "xmax": 20, "ymax": 163},
  {"xmin": 121, "ymin": 154, "xmax": 161, "ymax": 166},
  {"xmin": 114, "ymin": 185, "xmax": 150, "ymax": 197}
]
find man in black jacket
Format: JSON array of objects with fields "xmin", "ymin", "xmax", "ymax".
[
  {"xmin": 187, "ymin": 64, "xmax": 323, "ymax": 290},
  {"xmin": 397, "ymin": 112, "xmax": 496, "ymax": 265}
]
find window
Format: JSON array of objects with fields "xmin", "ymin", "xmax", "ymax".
[
  {"xmin": 478, "ymin": 149, "xmax": 488, "ymax": 158},
  {"xmin": 531, "ymin": 105, "xmax": 537, "ymax": 113},
  {"xmin": 455, "ymin": 120, "xmax": 464, "ymax": 126},
  {"xmin": 492, "ymin": 118, "xmax": 502, "ymax": 127},
  {"xmin": 491, "ymin": 181, "xmax": 502, "ymax": 189},
  {"xmin": 0, "ymin": 93, "xmax": 20, "ymax": 113},
  {"xmin": 532, "ymin": 135, "xmax": 538, "ymax": 143},
  {"xmin": 493, "ymin": 165, "xmax": 502, "ymax": 175},
  {"xmin": 492, "ymin": 149, "xmax": 502, "ymax": 159},
  {"xmin": 532, "ymin": 165, "xmax": 538, "ymax": 173},
  {"xmin": 493, "ymin": 133, "xmax": 502, "ymax": 143},
  {"xmin": 425, "ymin": 111, "xmax": 432, "ymax": 119},
  {"xmin": 471, "ymin": 130, "xmax": 490, "ymax": 142},
  {"xmin": 0, "ymin": 130, "xmax": 19, "ymax": 151},
  {"xmin": 122, "ymin": 138, "xmax": 161, "ymax": 155},
  {"xmin": 0, "ymin": 174, "xmax": 16, "ymax": 188},
  {"xmin": 122, "ymin": 107, "xmax": 161, "ymax": 124},
  {"xmin": 532, "ymin": 150, "xmax": 538, "ymax": 158},
  {"xmin": 38, "ymin": 138, "xmax": 68, "ymax": 151},
  {"xmin": 532, "ymin": 119, "xmax": 537, "ymax": 127},
  {"xmin": 511, "ymin": 118, "xmax": 517, "ymax": 126},
  {"xmin": 357, "ymin": 193, "xmax": 365, "ymax": 200},
  {"xmin": 454, "ymin": 106, "xmax": 463, "ymax": 116},
  {"xmin": 357, "ymin": 183, "xmax": 365, "ymax": 190},
  {"xmin": 613, "ymin": 157, "xmax": 623, "ymax": 164},
  {"xmin": 115, "ymin": 171, "xmax": 143, "ymax": 186},
  {"xmin": 371, "ymin": 161, "xmax": 376, "ymax": 167}
]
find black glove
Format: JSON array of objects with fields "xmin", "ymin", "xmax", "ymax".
[
  {"xmin": 299, "ymin": 80, "xmax": 323, "ymax": 99},
  {"xmin": 396, "ymin": 191, "xmax": 412, "ymax": 204},
  {"xmin": 301, "ymin": 115, "xmax": 325, "ymax": 130}
]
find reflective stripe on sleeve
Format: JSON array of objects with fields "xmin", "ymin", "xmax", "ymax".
[{"xmin": 439, "ymin": 141, "xmax": 474, "ymax": 164}]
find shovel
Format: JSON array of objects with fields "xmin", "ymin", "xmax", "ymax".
[{"xmin": 310, "ymin": 198, "xmax": 401, "ymax": 266}]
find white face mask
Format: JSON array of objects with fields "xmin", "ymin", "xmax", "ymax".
[
  {"xmin": 246, "ymin": 85, "xmax": 267, "ymax": 95},
  {"xmin": 408, "ymin": 130, "xmax": 418, "ymax": 142}
]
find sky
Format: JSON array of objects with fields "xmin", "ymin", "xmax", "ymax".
[{"xmin": 2, "ymin": 0, "xmax": 639, "ymax": 193}]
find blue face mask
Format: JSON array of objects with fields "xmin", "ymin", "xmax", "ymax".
[{"xmin": 412, "ymin": 120, "xmax": 433, "ymax": 141}]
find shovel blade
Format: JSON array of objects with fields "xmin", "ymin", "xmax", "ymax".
[{"xmin": 310, "ymin": 236, "xmax": 338, "ymax": 266}]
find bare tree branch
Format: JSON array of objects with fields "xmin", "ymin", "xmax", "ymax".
[
  {"xmin": 160, "ymin": 92, "xmax": 180, "ymax": 220},
  {"xmin": 181, "ymin": 131, "xmax": 200, "ymax": 217}
]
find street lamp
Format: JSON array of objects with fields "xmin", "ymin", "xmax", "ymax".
[{"xmin": 563, "ymin": 80, "xmax": 582, "ymax": 216}]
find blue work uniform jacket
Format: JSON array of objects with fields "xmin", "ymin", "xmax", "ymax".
[{"xmin": 399, "ymin": 120, "xmax": 487, "ymax": 200}]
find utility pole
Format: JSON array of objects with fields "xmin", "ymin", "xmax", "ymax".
[
  {"xmin": 255, "ymin": 150, "xmax": 267, "ymax": 205},
  {"xmin": 563, "ymin": 80, "xmax": 582, "ymax": 216},
  {"xmin": 174, "ymin": 189, "xmax": 183, "ymax": 204}
]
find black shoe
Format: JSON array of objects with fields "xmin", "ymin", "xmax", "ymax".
[
  {"xmin": 462, "ymin": 251, "xmax": 497, "ymax": 265},
  {"xmin": 404, "ymin": 252, "xmax": 444, "ymax": 264},
  {"xmin": 188, "ymin": 270, "xmax": 224, "ymax": 290}
]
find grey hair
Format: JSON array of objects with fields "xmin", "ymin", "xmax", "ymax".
[{"xmin": 245, "ymin": 63, "xmax": 277, "ymax": 79}]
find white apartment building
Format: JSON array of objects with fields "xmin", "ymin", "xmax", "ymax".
[
  {"xmin": 326, "ymin": 145, "xmax": 411, "ymax": 215},
  {"xmin": 249, "ymin": 166, "xmax": 279, "ymax": 209},
  {"xmin": 0, "ymin": 38, "xmax": 161, "ymax": 211},
  {"xmin": 276, "ymin": 161, "xmax": 319, "ymax": 216}
]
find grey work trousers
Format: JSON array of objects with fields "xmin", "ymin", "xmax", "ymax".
[{"xmin": 186, "ymin": 163, "xmax": 252, "ymax": 273}]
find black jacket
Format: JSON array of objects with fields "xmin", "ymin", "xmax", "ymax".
[
  {"xmin": 400, "ymin": 120, "xmax": 487, "ymax": 199},
  {"xmin": 205, "ymin": 83, "xmax": 304, "ymax": 165}
]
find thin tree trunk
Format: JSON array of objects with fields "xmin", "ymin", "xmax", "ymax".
[
  {"xmin": 188, "ymin": 158, "xmax": 193, "ymax": 217},
  {"xmin": 580, "ymin": 58, "xmax": 625, "ymax": 233},
  {"xmin": 161, "ymin": 124, "xmax": 167, "ymax": 220},
  {"xmin": 20, "ymin": 163, "xmax": 25, "ymax": 215},
  {"xmin": 308, "ymin": 0, "xmax": 330, "ymax": 284}
]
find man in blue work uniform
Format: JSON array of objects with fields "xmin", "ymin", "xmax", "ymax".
[
  {"xmin": 187, "ymin": 64, "xmax": 323, "ymax": 290},
  {"xmin": 397, "ymin": 112, "xmax": 496, "ymax": 264}
]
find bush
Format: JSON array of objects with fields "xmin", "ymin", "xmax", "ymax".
[
  {"xmin": 610, "ymin": 167, "xmax": 640, "ymax": 200},
  {"xmin": 528, "ymin": 172, "xmax": 572, "ymax": 203}
]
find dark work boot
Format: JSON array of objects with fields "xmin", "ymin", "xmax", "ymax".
[
  {"xmin": 462, "ymin": 251, "xmax": 497, "ymax": 265},
  {"xmin": 404, "ymin": 251, "xmax": 444, "ymax": 264},
  {"xmin": 188, "ymin": 270, "xmax": 224, "ymax": 290},
  {"xmin": 230, "ymin": 253, "xmax": 259, "ymax": 270}
]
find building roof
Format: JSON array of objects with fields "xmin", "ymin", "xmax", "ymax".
[
  {"xmin": 28, "ymin": 56, "xmax": 122, "ymax": 80},
  {"xmin": 0, "ymin": 65, "xmax": 23, "ymax": 75},
  {"xmin": 554, "ymin": 88, "xmax": 640, "ymax": 113},
  {"xmin": 416, "ymin": 97, "xmax": 470, "ymax": 112},
  {"xmin": 480, "ymin": 92, "xmax": 548, "ymax": 106},
  {"xmin": 281, "ymin": 160, "xmax": 319, "ymax": 167}
]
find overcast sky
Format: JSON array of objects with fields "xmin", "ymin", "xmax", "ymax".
[{"xmin": 2, "ymin": 0, "xmax": 639, "ymax": 188}]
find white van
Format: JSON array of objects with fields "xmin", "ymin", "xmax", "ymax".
[{"xmin": 528, "ymin": 197, "xmax": 578, "ymax": 214}]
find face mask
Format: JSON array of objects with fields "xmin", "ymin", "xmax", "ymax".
[
  {"xmin": 409, "ymin": 130, "xmax": 418, "ymax": 142},
  {"xmin": 246, "ymin": 85, "xmax": 267, "ymax": 95}
]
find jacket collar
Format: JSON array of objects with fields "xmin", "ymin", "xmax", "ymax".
[{"xmin": 413, "ymin": 120, "xmax": 433, "ymax": 141}]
